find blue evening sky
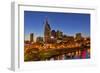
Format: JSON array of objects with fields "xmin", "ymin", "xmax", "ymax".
[{"xmin": 24, "ymin": 11, "xmax": 90, "ymax": 40}]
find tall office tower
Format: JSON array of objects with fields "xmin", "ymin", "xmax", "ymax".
[
  {"xmin": 30, "ymin": 33, "xmax": 34, "ymax": 43},
  {"xmin": 44, "ymin": 17, "xmax": 51, "ymax": 43}
]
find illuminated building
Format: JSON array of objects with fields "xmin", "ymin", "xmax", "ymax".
[
  {"xmin": 62, "ymin": 35, "xmax": 74, "ymax": 42},
  {"xmin": 75, "ymin": 33, "xmax": 82, "ymax": 40},
  {"xmin": 36, "ymin": 37, "xmax": 43, "ymax": 43},
  {"xmin": 30, "ymin": 33, "xmax": 34, "ymax": 43},
  {"xmin": 51, "ymin": 30, "xmax": 56, "ymax": 38},
  {"xmin": 44, "ymin": 17, "xmax": 51, "ymax": 43},
  {"xmin": 56, "ymin": 30, "xmax": 63, "ymax": 39},
  {"xmin": 50, "ymin": 30, "xmax": 57, "ymax": 43}
]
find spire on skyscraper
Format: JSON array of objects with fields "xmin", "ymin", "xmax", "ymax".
[
  {"xmin": 45, "ymin": 16, "xmax": 48, "ymax": 24},
  {"xmin": 44, "ymin": 16, "xmax": 51, "ymax": 43}
]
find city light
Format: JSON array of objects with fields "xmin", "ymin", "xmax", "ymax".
[{"xmin": 24, "ymin": 11, "xmax": 90, "ymax": 61}]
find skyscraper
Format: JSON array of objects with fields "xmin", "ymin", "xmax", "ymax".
[
  {"xmin": 56, "ymin": 30, "xmax": 63, "ymax": 39},
  {"xmin": 51, "ymin": 30, "xmax": 56, "ymax": 38},
  {"xmin": 44, "ymin": 17, "xmax": 51, "ymax": 43},
  {"xmin": 30, "ymin": 33, "xmax": 34, "ymax": 43},
  {"xmin": 75, "ymin": 33, "xmax": 82, "ymax": 40}
]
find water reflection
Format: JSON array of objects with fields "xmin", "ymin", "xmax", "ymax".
[{"xmin": 49, "ymin": 48, "xmax": 90, "ymax": 60}]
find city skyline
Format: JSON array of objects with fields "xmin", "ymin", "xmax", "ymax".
[{"xmin": 24, "ymin": 11, "xmax": 90, "ymax": 41}]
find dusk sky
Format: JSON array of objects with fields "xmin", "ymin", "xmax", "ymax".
[{"xmin": 24, "ymin": 11, "xmax": 90, "ymax": 40}]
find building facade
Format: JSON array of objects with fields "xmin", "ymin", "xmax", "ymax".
[
  {"xmin": 30, "ymin": 33, "xmax": 34, "ymax": 43},
  {"xmin": 44, "ymin": 18, "xmax": 51, "ymax": 43}
]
